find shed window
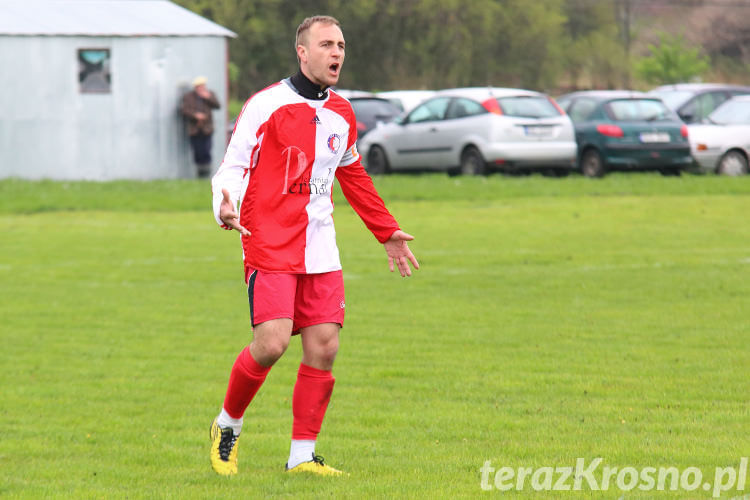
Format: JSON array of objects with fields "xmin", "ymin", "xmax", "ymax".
[{"xmin": 78, "ymin": 49, "xmax": 111, "ymax": 93}]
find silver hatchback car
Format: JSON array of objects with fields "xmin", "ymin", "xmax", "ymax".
[
  {"xmin": 359, "ymin": 87, "xmax": 577, "ymax": 175},
  {"xmin": 688, "ymin": 95, "xmax": 750, "ymax": 175}
]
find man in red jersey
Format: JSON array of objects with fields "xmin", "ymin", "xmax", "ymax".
[{"xmin": 208, "ymin": 15, "xmax": 419, "ymax": 476}]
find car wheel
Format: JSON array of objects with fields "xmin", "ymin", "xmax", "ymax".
[
  {"xmin": 580, "ymin": 149, "xmax": 605, "ymax": 178},
  {"xmin": 717, "ymin": 150, "xmax": 748, "ymax": 176},
  {"xmin": 366, "ymin": 145, "xmax": 390, "ymax": 175},
  {"xmin": 460, "ymin": 146, "xmax": 487, "ymax": 176}
]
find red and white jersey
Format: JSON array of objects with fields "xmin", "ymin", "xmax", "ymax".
[{"xmin": 212, "ymin": 81, "xmax": 400, "ymax": 276}]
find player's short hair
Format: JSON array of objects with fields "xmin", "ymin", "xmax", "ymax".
[{"xmin": 295, "ymin": 15, "xmax": 340, "ymax": 49}]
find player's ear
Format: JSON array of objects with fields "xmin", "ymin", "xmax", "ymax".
[{"xmin": 296, "ymin": 44, "xmax": 307, "ymax": 64}]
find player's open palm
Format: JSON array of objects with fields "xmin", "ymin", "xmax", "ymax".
[{"xmin": 384, "ymin": 230, "xmax": 419, "ymax": 277}]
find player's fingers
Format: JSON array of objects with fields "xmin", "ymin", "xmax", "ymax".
[
  {"xmin": 223, "ymin": 216, "xmax": 250, "ymax": 237},
  {"xmin": 228, "ymin": 221, "xmax": 245, "ymax": 233},
  {"xmin": 221, "ymin": 214, "xmax": 239, "ymax": 227},
  {"xmin": 408, "ymin": 252, "xmax": 420, "ymax": 270},
  {"xmin": 388, "ymin": 256, "xmax": 395, "ymax": 273},
  {"xmin": 396, "ymin": 231, "xmax": 414, "ymax": 241},
  {"xmin": 399, "ymin": 256, "xmax": 412, "ymax": 277},
  {"xmin": 222, "ymin": 209, "xmax": 238, "ymax": 224}
]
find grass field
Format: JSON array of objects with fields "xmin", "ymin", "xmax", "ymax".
[{"xmin": 1, "ymin": 174, "xmax": 749, "ymax": 499}]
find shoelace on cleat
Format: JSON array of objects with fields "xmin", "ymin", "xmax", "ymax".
[
  {"xmin": 218, "ymin": 428, "xmax": 238, "ymax": 461},
  {"xmin": 311, "ymin": 454, "xmax": 327, "ymax": 466}
]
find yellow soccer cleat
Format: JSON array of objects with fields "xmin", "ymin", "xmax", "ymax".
[
  {"xmin": 286, "ymin": 454, "xmax": 345, "ymax": 476},
  {"xmin": 209, "ymin": 418, "xmax": 240, "ymax": 476}
]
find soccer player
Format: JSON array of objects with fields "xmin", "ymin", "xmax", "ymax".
[{"xmin": 208, "ymin": 15, "xmax": 419, "ymax": 476}]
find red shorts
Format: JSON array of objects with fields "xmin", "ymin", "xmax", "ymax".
[{"xmin": 246, "ymin": 268, "xmax": 345, "ymax": 333}]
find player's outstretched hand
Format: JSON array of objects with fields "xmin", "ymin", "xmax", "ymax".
[
  {"xmin": 384, "ymin": 230, "xmax": 419, "ymax": 277},
  {"xmin": 220, "ymin": 188, "xmax": 251, "ymax": 236}
]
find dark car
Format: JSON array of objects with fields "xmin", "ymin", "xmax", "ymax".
[
  {"xmin": 649, "ymin": 83, "xmax": 750, "ymax": 124},
  {"xmin": 348, "ymin": 96, "xmax": 402, "ymax": 140},
  {"xmin": 555, "ymin": 90, "xmax": 692, "ymax": 177}
]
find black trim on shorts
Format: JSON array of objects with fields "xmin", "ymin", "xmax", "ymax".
[{"xmin": 247, "ymin": 270, "xmax": 257, "ymax": 326}]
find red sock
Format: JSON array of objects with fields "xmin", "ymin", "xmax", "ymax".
[
  {"xmin": 292, "ymin": 363, "xmax": 336, "ymax": 440},
  {"xmin": 223, "ymin": 347, "xmax": 271, "ymax": 419}
]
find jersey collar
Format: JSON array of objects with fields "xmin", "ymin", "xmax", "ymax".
[{"xmin": 288, "ymin": 70, "xmax": 329, "ymax": 100}]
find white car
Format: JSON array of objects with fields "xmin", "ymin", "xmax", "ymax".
[
  {"xmin": 359, "ymin": 87, "xmax": 577, "ymax": 175},
  {"xmin": 688, "ymin": 95, "xmax": 750, "ymax": 175},
  {"xmin": 332, "ymin": 88, "xmax": 375, "ymax": 99},
  {"xmin": 376, "ymin": 90, "xmax": 436, "ymax": 113},
  {"xmin": 649, "ymin": 83, "xmax": 750, "ymax": 124}
]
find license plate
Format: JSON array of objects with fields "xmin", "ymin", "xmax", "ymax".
[
  {"xmin": 639, "ymin": 132, "xmax": 670, "ymax": 143},
  {"xmin": 524, "ymin": 126, "xmax": 552, "ymax": 138}
]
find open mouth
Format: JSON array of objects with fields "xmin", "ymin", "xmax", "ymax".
[{"xmin": 329, "ymin": 63, "xmax": 339, "ymax": 74}]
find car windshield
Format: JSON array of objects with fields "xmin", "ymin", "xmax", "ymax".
[
  {"xmin": 707, "ymin": 100, "xmax": 750, "ymax": 124},
  {"xmin": 606, "ymin": 99, "xmax": 672, "ymax": 121},
  {"xmin": 649, "ymin": 90, "xmax": 694, "ymax": 109},
  {"xmin": 495, "ymin": 96, "xmax": 559, "ymax": 118}
]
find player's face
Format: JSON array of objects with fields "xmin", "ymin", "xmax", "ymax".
[{"xmin": 298, "ymin": 22, "xmax": 345, "ymax": 88}]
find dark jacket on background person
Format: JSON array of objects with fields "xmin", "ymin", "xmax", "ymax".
[{"xmin": 181, "ymin": 89, "xmax": 220, "ymax": 136}]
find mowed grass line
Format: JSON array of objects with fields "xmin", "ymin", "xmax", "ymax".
[{"xmin": 0, "ymin": 175, "xmax": 749, "ymax": 498}]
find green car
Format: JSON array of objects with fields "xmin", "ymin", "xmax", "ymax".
[{"xmin": 555, "ymin": 90, "xmax": 693, "ymax": 177}]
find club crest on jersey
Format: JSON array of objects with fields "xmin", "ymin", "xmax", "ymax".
[{"xmin": 327, "ymin": 133, "xmax": 341, "ymax": 154}]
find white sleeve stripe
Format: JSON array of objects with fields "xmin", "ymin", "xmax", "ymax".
[{"xmin": 339, "ymin": 144, "xmax": 359, "ymax": 166}]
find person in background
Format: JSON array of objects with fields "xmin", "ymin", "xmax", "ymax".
[{"xmin": 181, "ymin": 76, "xmax": 220, "ymax": 178}]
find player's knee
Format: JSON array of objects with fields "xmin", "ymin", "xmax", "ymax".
[
  {"xmin": 253, "ymin": 338, "xmax": 289, "ymax": 364},
  {"xmin": 267, "ymin": 340, "xmax": 290, "ymax": 362},
  {"xmin": 314, "ymin": 338, "xmax": 339, "ymax": 366}
]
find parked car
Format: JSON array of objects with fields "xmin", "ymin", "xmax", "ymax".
[
  {"xmin": 376, "ymin": 90, "xmax": 436, "ymax": 113},
  {"xmin": 346, "ymin": 96, "xmax": 402, "ymax": 140},
  {"xmin": 359, "ymin": 87, "xmax": 577, "ymax": 175},
  {"xmin": 687, "ymin": 95, "xmax": 750, "ymax": 175},
  {"xmin": 331, "ymin": 88, "xmax": 375, "ymax": 99},
  {"xmin": 555, "ymin": 90, "xmax": 692, "ymax": 177},
  {"xmin": 649, "ymin": 83, "xmax": 750, "ymax": 124}
]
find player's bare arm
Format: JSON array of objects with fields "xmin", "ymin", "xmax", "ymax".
[
  {"xmin": 383, "ymin": 230, "xmax": 419, "ymax": 277},
  {"xmin": 219, "ymin": 188, "xmax": 251, "ymax": 236}
]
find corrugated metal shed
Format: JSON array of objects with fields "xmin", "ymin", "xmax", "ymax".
[
  {"xmin": 0, "ymin": 0, "xmax": 237, "ymax": 181},
  {"xmin": 0, "ymin": 0, "xmax": 236, "ymax": 37}
]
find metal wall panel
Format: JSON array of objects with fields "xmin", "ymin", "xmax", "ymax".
[{"xmin": 0, "ymin": 35, "xmax": 229, "ymax": 180}]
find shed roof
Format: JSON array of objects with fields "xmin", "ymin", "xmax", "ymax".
[{"xmin": 0, "ymin": 0, "xmax": 237, "ymax": 37}]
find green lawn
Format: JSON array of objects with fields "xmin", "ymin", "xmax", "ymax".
[{"xmin": 1, "ymin": 174, "xmax": 749, "ymax": 499}]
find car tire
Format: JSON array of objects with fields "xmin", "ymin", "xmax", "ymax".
[
  {"xmin": 366, "ymin": 145, "xmax": 390, "ymax": 175},
  {"xmin": 460, "ymin": 146, "xmax": 487, "ymax": 176},
  {"xmin": 580, "ymin": 149, "xmax": 605, "ymax": 178},
  {"xmin": 716, "ymin": 150, "xmax": 749, "ymax": 176}
]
